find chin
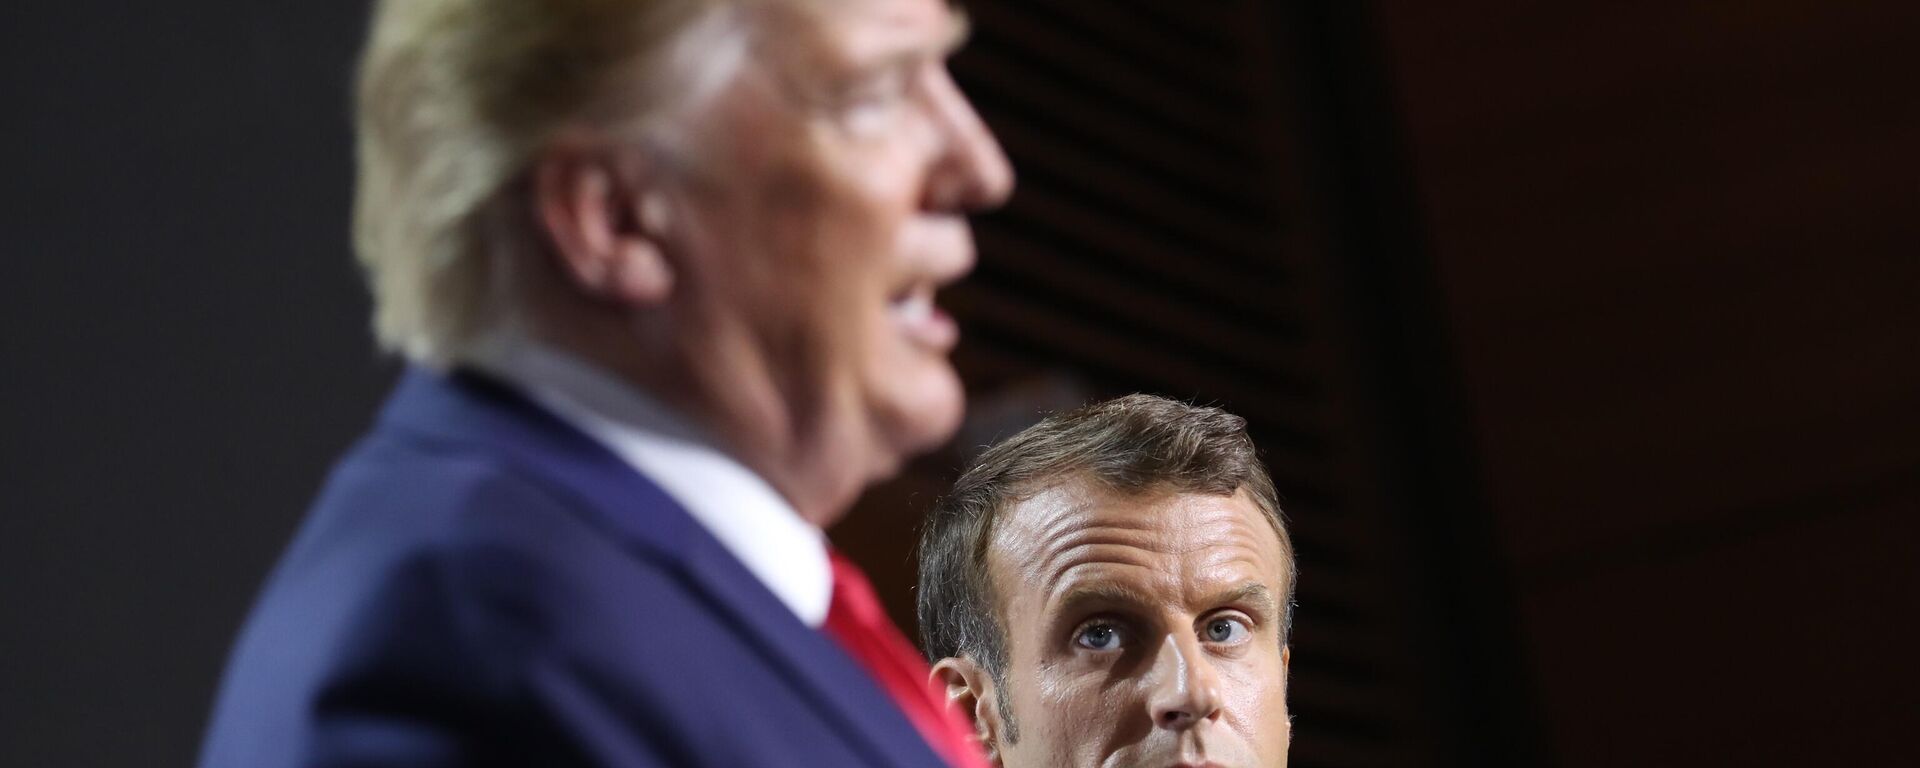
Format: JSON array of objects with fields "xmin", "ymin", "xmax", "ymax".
[{"xmin": 874, "ymin": 358, "xmax": 966, "ymax": 460}]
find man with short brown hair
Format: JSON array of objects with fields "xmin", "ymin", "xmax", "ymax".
[{"xmin": 920, "ymin": 394, "xmax": 1297, "ymax": 767}]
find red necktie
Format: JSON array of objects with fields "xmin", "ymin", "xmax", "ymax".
[{"xmin": 823, "ymin": 549, "xmax": 990, "ymax": 768}]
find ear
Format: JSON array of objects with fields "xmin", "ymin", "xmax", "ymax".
[
  {"xmin": 931, "ymin": 656, "xmax": 1004, "ymax": 765},
  {"xmin": 531, "ymin": 141, "xmax": 676, "ymax": 306},
  {"xmin": 1281, "ymin": 644, "xmax": 1295, "ymax": 742}
]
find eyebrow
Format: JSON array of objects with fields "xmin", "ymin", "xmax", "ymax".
[
  {"xmin": 1208, "ymin": 584, "xmax": 1278, "ymax": 617},
  {"xmin": 856, "ymin": 8, "xmax": 970, "ymax": 77},
  {"xmin": 1047, "ymin": 582, "xmax": 1279, "ymax": 618},
  {"xmin": 1048, "ymin": 583, "xmax": 1161, "ymax": 617}
]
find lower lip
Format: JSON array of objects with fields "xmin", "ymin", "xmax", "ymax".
[{"xmin": 897, "ymin": 302, "xmax": 959, "ymax": 351}]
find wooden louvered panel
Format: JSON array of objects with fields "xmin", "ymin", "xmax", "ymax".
[
  {"xmin": 971, "ymin": 231, "xmax": 1312, "ymax": 396},
  {"xmin": 954, "ymin": 291, "xmax": 1328, "ymax": 454},
  {"xmin": 1016, "ymin": 1, "xmax": 1249, "ymax": 111},
  {"xmin": 1292, "ymin": 638, "xmax": 1398, "ymax": 691},
  {"xmin": 1101, "ymin": 0, "xmax": 1245, "ymax": 56},
  {"xmin": 961, "ymin": 51, "xmax": 1268, "ymax": 221},
  {"xmin": 967, "ymin": 6, "xmax": 1254, "ymax": 163},
  {"xmin": 1292, "ymin": 667, "xmax": 1419, "ymax": 730},
  {"xmin": 959, "ymin": 32, "xmax": 1277, "ymax": 236},
  {"xmin": 981, "ymin": 116, "xmax": 1281, "ymax": 262},
  {"xmin": 1288, "ymin": 742, "xmax": 1424, "ymax": 768},
  {"xmin": 982, "ymin": 183, "xmax": 1302, "ymax": 334},
  {"xmin": 1285, "ymin": 518, "xmax": 1391, "ymax": 588}
]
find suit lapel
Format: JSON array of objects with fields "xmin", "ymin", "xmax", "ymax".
[
  {"xmin": 675, "ymin": 536, "xmax": 945, "ymax": 767},
  {"xmin": 377, "ymin": 369, "xmax": 944, "ymax": 768}
]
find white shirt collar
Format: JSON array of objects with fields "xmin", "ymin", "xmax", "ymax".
[{"xmin": 470, "ymin": 336, "xmax": 831, "ymax": 627}]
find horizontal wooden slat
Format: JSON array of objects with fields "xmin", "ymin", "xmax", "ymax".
[
  {"xmin": 958, "ymin": 51, "xmax": 1269, "ymax": 220},
  {"xmin": 982, "ymin": 184, "xmax": 1300, "ymax": 332},
  {"xmin": 959, "ymin": 19, "xmax": 1255, "ymax": 168},
  {"xmin": 954, "ymin": 292, "xmax": 1329, "ymax": 449},
  {"xmin": 1007, "ymin": 0, "xmax": 1250, "ymax": 107},
  {"xmin": 973, "ymin": 231, "xmax": 1313, "ymax": 391},
  {"xmin": 982, "ymin": 115, "xmax": 1283, "ymax": 262}
]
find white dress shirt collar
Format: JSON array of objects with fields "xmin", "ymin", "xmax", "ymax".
[{"xmin": 470, "ymin": 336, "xmax": 832, "ymax": 627}]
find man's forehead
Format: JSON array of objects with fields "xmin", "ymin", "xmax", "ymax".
[
  {"xmin": 992, "ymin": 481, "xmax": 1270, "ymax": 549},
  {"xmin": 988, "ymin": 481, "xmax": 1288, "ymax": 607},
  {"xmin": 778, "ymin": 0, "xmax": 963, "ymax": 28},
  {"xmin": 759, "ymin": 0, "xmax": 968, "ymax": 64}
]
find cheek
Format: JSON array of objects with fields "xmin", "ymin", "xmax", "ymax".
[
  {"xmin": 1222, "ymin": 659, "xmax": 1292, "ymax": 742},
  {"xmin": 725, "ymin": 166, "xmax": 892, "ymax": 331},
  {"xmin": 1022, "ymin": 660, "xmax": 1131, "ymax": 759},
  {"xmin": 791, "ymin": 132, "xmax": 923, "ymax": 231},
  {"xmin": 762, "ymin": 159, "xmax": 918, "ymax": 315}
]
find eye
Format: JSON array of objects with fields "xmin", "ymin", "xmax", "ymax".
[
  {"xmin": 843, "ymin": 69, "xmax": 909, "ymax": 104},
  {"xmin": 1074, "ymin": 621, "xmax": 1124, "ymax": 651},
  {"xmin": 1202, "ymin": 616, "xmax": 1250, "ymax": 645},
  {"xmin": 830, "ymin": 68, "xmax": 913, "ymax": 130}
]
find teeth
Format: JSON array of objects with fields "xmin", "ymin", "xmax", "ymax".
[{"xmin": 892, "ymin": 291, "xmax": 932, "ymax": 324}]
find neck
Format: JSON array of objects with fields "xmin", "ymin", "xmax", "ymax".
[{"xmin": 525, "ymin": 310, "xmax": 870, "ymax": 528}]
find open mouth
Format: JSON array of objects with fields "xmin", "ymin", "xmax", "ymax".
[{"xmin": 889, "ymin": 282, "xmax": 958, "ymax": 351}]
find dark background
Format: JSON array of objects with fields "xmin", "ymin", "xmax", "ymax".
[{"xmin": 3, "ymin": 1, "xmax": 1914, "ymax": 766}]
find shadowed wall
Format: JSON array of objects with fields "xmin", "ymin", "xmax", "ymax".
[{"xmin": 1371, "ymin": 1, "xmax": 1920, "ymax": 763}]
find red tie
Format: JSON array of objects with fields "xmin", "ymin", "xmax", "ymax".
[{"xmin": 823, "ymin": 548, "xmax": 990, "ymax": 768}]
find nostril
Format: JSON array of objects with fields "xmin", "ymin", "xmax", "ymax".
[{"xmin": 922, "ymin": 174, "xmax": 963, "ymax": 213}]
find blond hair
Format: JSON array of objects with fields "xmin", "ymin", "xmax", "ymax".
[{"xmin": 352, "ymin": 0, "xmax": 747, "ymax": 365}]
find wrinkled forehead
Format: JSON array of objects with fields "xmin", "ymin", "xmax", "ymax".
[{"xmin": 985, "ymin": 479, "xmax": 1290, "ymax": 609}]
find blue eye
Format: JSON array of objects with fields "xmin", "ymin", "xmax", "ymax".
[
  {"xmin": 1075, "ymin": 622, "xmax": 1123, "ymax": 651},
  {"xmin": 1204, "ymin": 617, "xmax": 1250, "ymax": 644}
]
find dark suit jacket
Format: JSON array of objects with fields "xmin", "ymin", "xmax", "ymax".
[{"xmin": 198, "ymin": 368, "xmax": 945, "ymax": 768}]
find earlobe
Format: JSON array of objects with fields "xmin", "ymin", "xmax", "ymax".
[
  {"xmin": 607, "ymin": 239, "xmax": 673, "ymax": 304},
  {"xmin": 608, "ymin": 191, "xmax": 676, "ymax": 303}
]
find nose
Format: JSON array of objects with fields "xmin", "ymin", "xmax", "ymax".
[
  {"xmin": 1146, "ymin": 633, "xmax": 1223, "ymax": 732},
  {"xmin": 922, "ymin": 67, "xmax": 1015, "ymax": 212}
]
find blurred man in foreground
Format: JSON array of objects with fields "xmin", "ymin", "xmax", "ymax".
[
  {"xmin": 919, "ymin": 395, "xmax": 1297, "ymax": 767},
  {"xmin": 199, "ymin": 0, "xmax": 1011, "ymax": 765}
]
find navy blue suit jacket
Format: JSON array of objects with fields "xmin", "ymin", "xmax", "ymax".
[{"xmin": 199, "ymin": 369, "xmax": 946, "ymax": 768}]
